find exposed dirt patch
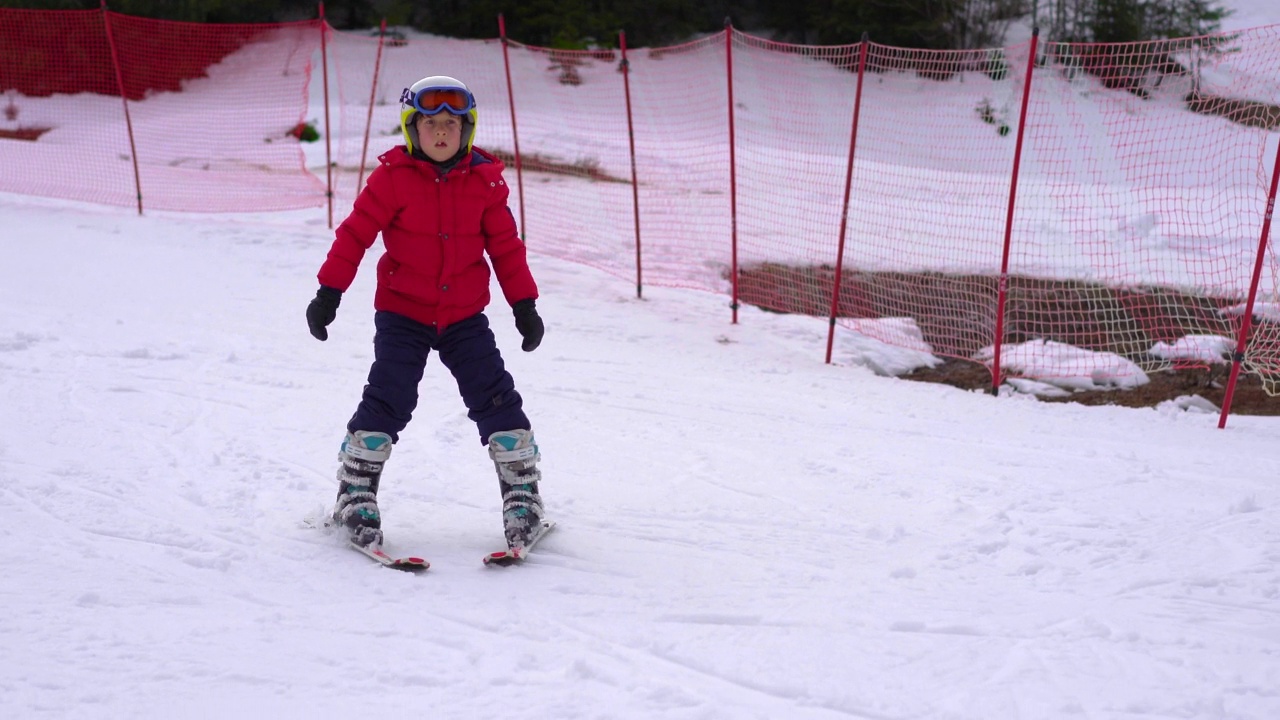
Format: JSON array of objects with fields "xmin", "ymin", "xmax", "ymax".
[
  {"xmin": 903, "ymin": 358, "xmax": 1277, "ymax": 415},
  {"xmin": 0, "ymin": 126, "xmax": 51, "ymax": 141},
  {"xmin": 1184, "ymin": 92, "xmax": 1280, "ymax": 131},
  {"xmin": 734, "ymin": 263, "xmax": 1279, "ymax": 415},
  {"xmin": 487, "ymin": 148, "xmax": 629, "ymax": 184}
]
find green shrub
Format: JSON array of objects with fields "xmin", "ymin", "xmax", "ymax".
[{"xmin": 288, "ymin": 122, "xmax": 319, "ymax": 143}]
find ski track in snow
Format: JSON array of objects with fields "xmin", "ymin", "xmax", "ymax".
[
  {"xmin": 1, "ymin": 192, "xmax": 1277, "ymax": 719},
  {"xmin": 7, "ymin": 3, "xmax": 1280, "ymax": 702}
]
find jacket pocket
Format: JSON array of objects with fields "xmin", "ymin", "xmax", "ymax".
[{"xmin": 381, "ymin": 258, "xmax": 440, "ymax": 306}]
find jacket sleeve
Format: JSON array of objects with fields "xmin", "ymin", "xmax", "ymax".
[
  {"xmin": 482, "ymin": 177, "xmax": 539, "ymax": 306},
  {"xmin": 317, "ymin": 166, "xmax": 400, "ymax": 291}
]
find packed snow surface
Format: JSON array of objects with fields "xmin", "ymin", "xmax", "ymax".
[
  {"xmin": 2, "ymin": 191, "xmax": 1278, "ymax": 719},
  {"xmin": 3, "ymin": 1, "xmax": 1280, "ymax": 717}
]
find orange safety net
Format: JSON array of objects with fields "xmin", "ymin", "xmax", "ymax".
[
  {"xmin": 5, "ymin": 11, "xmax": 1280, "ymax": 394},
  {"xmin": 0, "ymin": 9, "xmax": 323, "ymax": 212}
]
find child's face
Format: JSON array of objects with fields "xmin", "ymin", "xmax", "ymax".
[{"xmin": 416, "ymin": 113, "xmax": 463, "ymax": 162}]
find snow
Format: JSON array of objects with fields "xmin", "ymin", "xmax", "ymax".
[
  {"xmin": 1156, "ymin": 393, "xmax": 1227, "ymax": 414},
  {"xmin": 1222, "ymin": 300, "xmax": 1280, "ymax": 323},
  {"xmin": 4, "ymin": 189, "xmax": 1280, "ymax": 719},
  {"xmin": 3, "ymin": 3, "xmax": 1280, "ymax": 718},
  {"xmin": 976, "ymin": 339, "xmax": 1151, "ymax": 391},
  {"xmin": 1150, "ymin": 333, "xmax": 1235, "ymax": 363},
  {"xmin": 1222, "ymin": 0, "xmax": 1280, "ymax": 33}
]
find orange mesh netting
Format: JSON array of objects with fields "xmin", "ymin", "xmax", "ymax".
[
  {"xmin": 0, "ymin": 9, "xmax": 322, "ymax": 211},
  {"xmin": 4, "ymin": 12, "xmax": 1279, "ymax": 395}
]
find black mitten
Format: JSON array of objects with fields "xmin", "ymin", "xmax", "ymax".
[
  {"xmin": 306, "ymin": 286, "xmax": 342, "ymax": 341},
  {"xmin": 513, "ymin": 298, "xmax": 544, "ymax": 352}
]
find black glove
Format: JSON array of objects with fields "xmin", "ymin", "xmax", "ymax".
[
  {"xmin": 306, "ymin": 286, "xmax": 342, "ymax": 341},
  {"xmin": 513, "ymin": 298, "xmax": 544, "ymax": 352}
]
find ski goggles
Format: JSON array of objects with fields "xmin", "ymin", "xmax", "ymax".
[{"xmin": 401, "ymin": 86, "xmax": 476, "ymax": 116}]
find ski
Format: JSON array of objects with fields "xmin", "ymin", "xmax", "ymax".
[
  {"xmin": 349, "ymin": 541, "xmax": 430, "ymax": 572},
  {"xmin": 302, "ymin": 515, "xmax": 429, "ymax": 572},
  {"xmin": 483, "ymin": 520, "xmax": 556, "ymax": 566}
]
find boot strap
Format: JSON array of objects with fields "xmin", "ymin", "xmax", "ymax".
[
  {"xmin": 490, "ymin": 445, "xmax": 538, "ymax": 463},
  {"xmin": 339, "ymin": 488, "xmax": 376, "ymax": 503},
  {"xmin": 340, "ymin": 457, "xmax": 384, "ymax": 476},
  {"xmin": 337, "ymin": 500, "xmax": 379, "ymax": 524},
  {"xmin": 503, "ymin": 487, "xmax": 538, "ymax": 502}
]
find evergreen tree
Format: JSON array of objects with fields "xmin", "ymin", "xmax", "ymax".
[
  {"xmin": 0, "ymin": 0, "xmax": 1237, "ymax": 49},
  {"xmin": 0, "ymin": 0, "xmax": 285, "ymax": 22},
  {"xmin": 1091, "ymin": 0, "xmax": 1145, "ymax": 43},
  {"xmin": 1037, "ymin": 0, "xmax": 1232, "ymax": 43}
]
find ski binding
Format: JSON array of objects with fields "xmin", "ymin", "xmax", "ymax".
[
  {"xmin": 350, "ymin": 541, "xmax": 429, "ymax": 572},
  {"xmin": 483, "ymin": 520, "xmax": 556, "ymax": 566},
  {"xmin": 302, "ymin": 514, "xmax": 429, "ymax": 572}
]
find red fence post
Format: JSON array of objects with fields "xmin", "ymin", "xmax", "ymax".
[
  {"xmin": 498, "ymin": 14, "xmax": 527, "ymax": 241},
  {"xmin": 318, "ymin": 3, "xmax": 333, "ymax": 229},
  {"xmin": 619, "ymin": 30, "xmax": 643, "ymax": 299},
  {"xmin": 991, "ymin": 28, "xmax": 1039, "ymax": 395},
  {"xmin": 357, "ymin": 18, "xmax": 387, "ymax": 195},
  {"xmin": 725, "ymin": 19, "xmax": 740, "ymax": 324},
  {"xmin": 1218, "ymin": 137, "xmax": 1280, "ymax": 429},
  {"xmin": 826, "ymin": 34, "xmax": 870, "ymax": 364},
  {"xmin": 99, "ymin": 2, "xmax": 143, "ymax": 215}
]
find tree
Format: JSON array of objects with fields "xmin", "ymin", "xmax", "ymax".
[
  {"xmin": 1033, "ymin": 0, "xmax": 1232, "ymax": 43},
  {"xmin": 1091, "ymin": 0, "xmax": 1145, "ymax": 43},
  {"xmin": 0, "ymin": 0, "xmax": 289, "ymax": 22},
  {"xmin": 1039, "ymin": 0, "xmax": 1235, "ymax": 97},
  {"xmin": 938, "ymin": 0, "xmax": 1028, "ymax": 49},
  {"xmin": 753, "ymin": 0, "xmax": 1027, "ymax": 50}
]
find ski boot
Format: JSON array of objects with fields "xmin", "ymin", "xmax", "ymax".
[
  {"xmin": 333, "ymin": 430, "xmax": 392, "ymax": 548},
  {"xmin": 487, "ymin": 429, "xmax": 545, "ymax": 549}
]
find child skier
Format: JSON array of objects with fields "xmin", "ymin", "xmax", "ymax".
[{"xmin": 305, "ymin": 75, "xmax": 547, "ymax": 554}]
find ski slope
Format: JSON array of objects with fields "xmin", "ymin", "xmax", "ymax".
[
  {"xmin": 1, "ymin": 188, "xmax": 1277, "ymax": 719},
  {"xmin": 5, "ymin": 0, "xmax": 1280, "ymax": 715}
]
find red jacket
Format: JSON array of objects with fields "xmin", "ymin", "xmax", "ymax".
[{"xmin": 317, "ymin": 146, "xmax": 537, "ymax": 331}]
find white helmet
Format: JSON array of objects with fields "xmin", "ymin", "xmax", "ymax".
[{"xmin": 399, "ymin": 75, "xmax": 478, "ymax": 157}]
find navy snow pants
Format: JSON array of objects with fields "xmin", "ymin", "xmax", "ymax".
[{"xmin": 347, "ymin": 310, "xmax": 530, "ymax": 445}]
